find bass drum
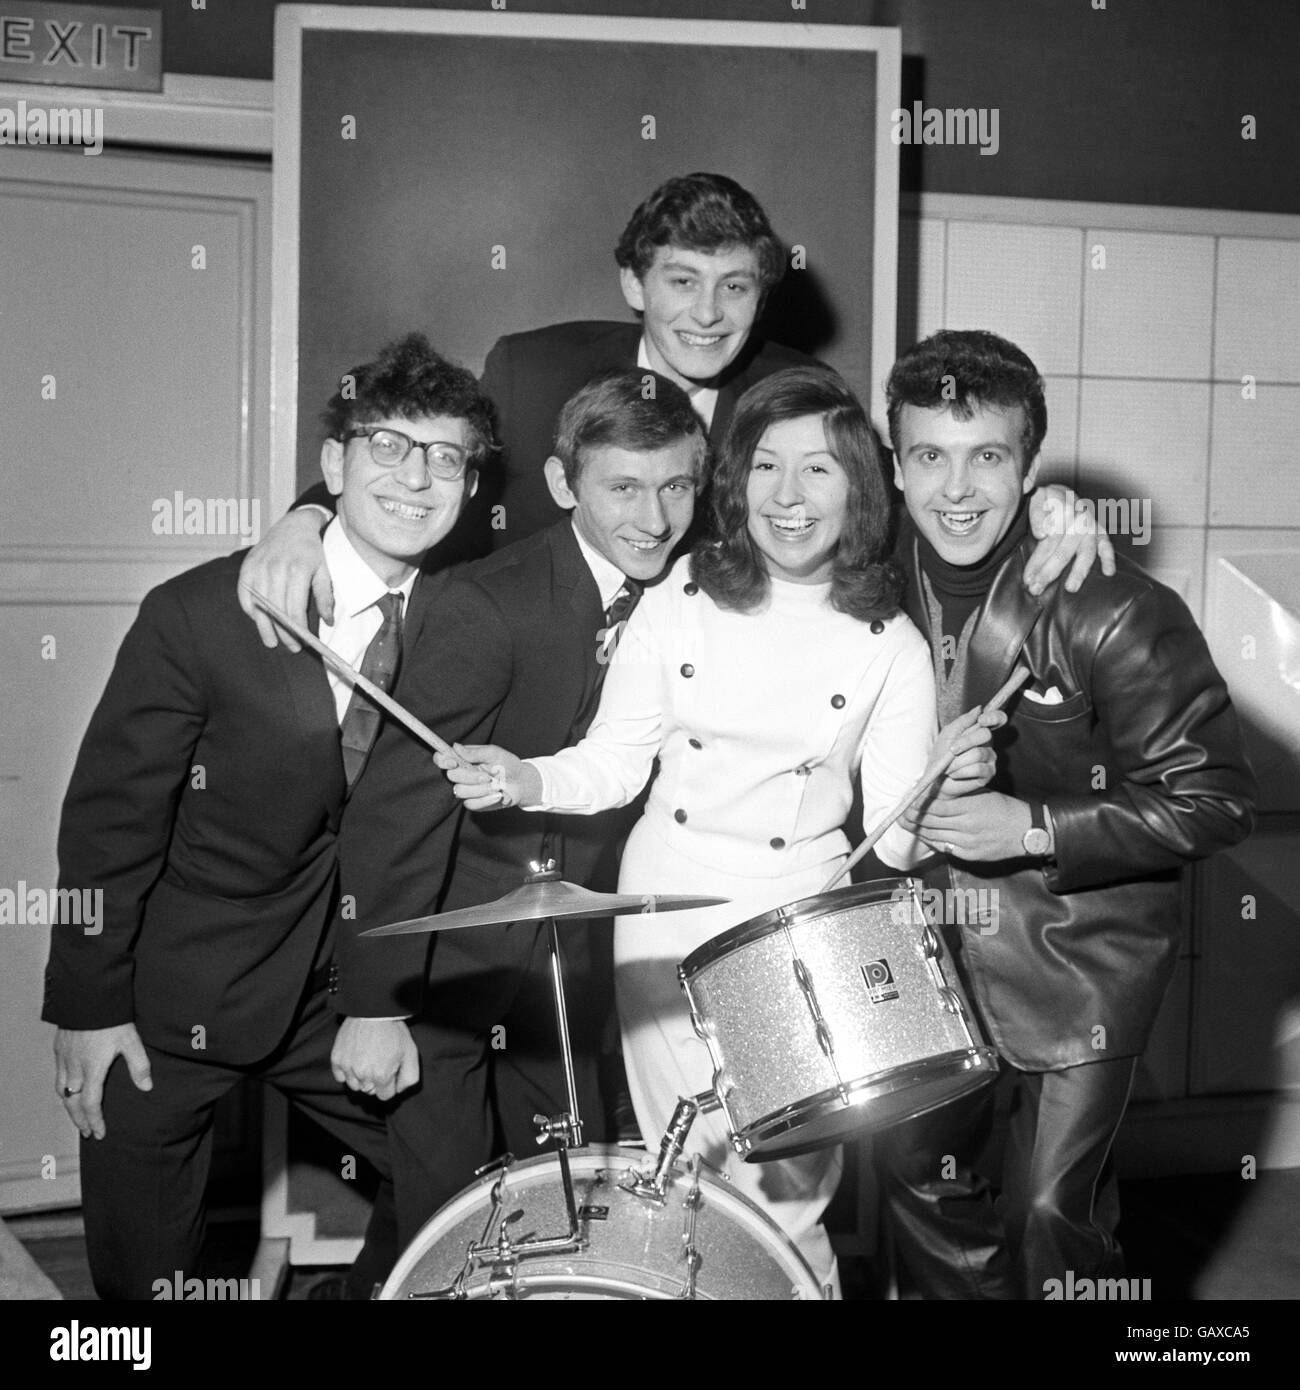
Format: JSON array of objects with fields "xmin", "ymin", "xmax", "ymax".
[{"xmin": 377, "ymin": 1146, "xmax": 823, "ymax": 1300}]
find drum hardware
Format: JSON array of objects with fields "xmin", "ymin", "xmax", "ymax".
[
  {"xmin": 620, "ymin": 1089, "xmax": 721, "ymax": 1205},
  {"xmin": 785, "ymin": 921, "xmax": 851, "ymax": 1109},
  {"xmin": 677, "ymin": 1159, "xmax": 705, "ymax": 1301},
  {"xmin": 378, "ymin": 1147, "xmax": 824, "ymax": 1300}
]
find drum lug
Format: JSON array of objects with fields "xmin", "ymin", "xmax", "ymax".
[
  {"xmin": 792, "ymin": 957, "xmax": 836, "ymax": 1060},
  {"xmin": 920, "ymin": 923, "xmax": 941, "ymax": 959},
  {"xmin": 938, "ymin": 985, "xmax": 964, "ymax": 1016},
  {"xmin": 675, "ymin": 1162, "xmax": 704, "ymax": 1300}
]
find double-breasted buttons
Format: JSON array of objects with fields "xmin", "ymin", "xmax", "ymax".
[
  {"xmin": 684, "ymin": 582, "xmax": 699, "ymax": 596},
  {"xmin": 870, "ymin": 619, "xmax": 885, "ymax": 634},
  {"xmin": 674, "ymin": 808, "xmax": 688, "ymax": 824},
  {"xmin": 770, "ymin": 837, "xmax": 786, "ymax": 850},
  {"xmin": 831, "ymin": 693, "xmax": 845, "ymax": 709},
  {"xmin": 681, "ymin": 663, "xmax": 695, "ymax": 678},
  {"xmin": 689, "ymin": 738, "xmax": 703, "ymax": 749},
  {"xmin": 794, "ymin": 763, "xmax": 812, "ymax": 777}
]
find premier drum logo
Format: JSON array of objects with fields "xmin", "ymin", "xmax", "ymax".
[{"xmin": 860, "ymin": 959, "xmax": 899, "ymax": 1004}]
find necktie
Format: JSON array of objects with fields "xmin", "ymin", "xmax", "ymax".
[
  {"xmin": 571, "ymin": 581, "xmax": 643, "ymax": 744},
  {"xmin": 598, "ymin": 581, "xmax": 642, "ymax": 668},
  {"xmin": 339, "ymin": 591, "xmax": 404, "ymax": 792}
]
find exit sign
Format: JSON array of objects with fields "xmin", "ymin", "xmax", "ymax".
[{"xmin": 0, "ymin": 4, "xmax": 161, "ymax": 92}]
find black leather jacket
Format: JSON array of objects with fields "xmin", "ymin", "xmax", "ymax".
[{"xmin": 900, "ymin": 529, "xmax": 1257, "ymax": 1070}]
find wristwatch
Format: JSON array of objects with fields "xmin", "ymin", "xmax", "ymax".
[{"xmin": 1022, "ymin": 801, "xmax": 1052, "ymax": 858}]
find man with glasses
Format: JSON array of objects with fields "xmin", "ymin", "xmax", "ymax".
[{"xmin": 43, "ymin": 333, "xmax": 492, "ymax": 1299}]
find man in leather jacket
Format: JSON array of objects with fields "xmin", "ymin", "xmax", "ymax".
[{"xmin": 877, "ymin": 329, "xmax": 1257, "ymax": 1299}]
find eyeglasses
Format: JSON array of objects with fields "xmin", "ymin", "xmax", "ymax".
[{"xmin": 342, "ymin": 427, "xmax": 471, "ymax": 480}]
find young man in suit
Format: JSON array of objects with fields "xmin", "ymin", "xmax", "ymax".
[
  {"xmin": 43, "ymin": 333, "xmax": 494, "ymax": 1300},
  {"xmin": 477, "ymin": 170, "xmax": 812, "ymax": 546},
  {"xmin": 878, "ymin": 329, "xmax": 1256, "ymax": 1298},
  {"xmin": 327, "ymin": 369, "xmax": 705, "ymax": 1244}
]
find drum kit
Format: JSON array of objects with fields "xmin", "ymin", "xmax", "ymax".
[{"xmin": 362, "ymin": 861, "xmax": 998, "ymax": 1300}]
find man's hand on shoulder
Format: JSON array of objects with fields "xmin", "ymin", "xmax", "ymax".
[
  {"xmin": 237, "ymin": 507, "xmax": 335, "ymax": 650},
  {"xmin": 1024, "ymin": 484, "xmax": 1117, "ymax": 596},
  {"xmin": 331, "ymin": 1017, "xmax": 420, "ymax": 1102},
  {"xmin": 54, "ymin": 1023, "xmax": 152, "ymax": 1140}
]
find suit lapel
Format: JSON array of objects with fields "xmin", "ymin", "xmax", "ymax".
[
  {"xmin": 546, "ymin": 523, "xmax": 605, "ymax": 729},
  {"xmin": 272, "ymin": 596, "xmax": 345, "ymax": 801}
]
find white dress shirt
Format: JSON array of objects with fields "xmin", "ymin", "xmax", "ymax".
[
  {"xmin": 317, "ymin": 519, "xmax": 418, "ymax": 725},
  {"xmin": 637, "ymin": 339, "xmax": 718, "ymax": 433}
]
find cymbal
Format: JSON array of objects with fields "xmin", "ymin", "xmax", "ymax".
[{"xmin": 362, "ymin": 878, "xmax": 730, "ymax": 937}]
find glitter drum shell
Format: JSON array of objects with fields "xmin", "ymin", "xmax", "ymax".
[{"xmin": 679, "ymin": 877, "xmax": 998, "ymax": 1161}]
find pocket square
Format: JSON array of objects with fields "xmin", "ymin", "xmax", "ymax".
[{"xmin": 1024, "ymin": 684, "xmax": 1065, "ymax": 704}]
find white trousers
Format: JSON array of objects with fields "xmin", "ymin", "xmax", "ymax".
[{"xmin": 613, "ymin": 815, "xmax": 843, "ymax": 1296}]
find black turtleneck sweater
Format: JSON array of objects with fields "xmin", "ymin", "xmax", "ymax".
[{"xmin": 908, "ymin": 500, "xmax": 1031, "ymax": 676}]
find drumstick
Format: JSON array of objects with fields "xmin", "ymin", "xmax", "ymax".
[
  {"xmin": 245, "ymin": 588, "xmax": 472, "ymax": 770},
  {"xmin": 820, "ymin": 665, "xmax": 1031, "ymax": 894}
]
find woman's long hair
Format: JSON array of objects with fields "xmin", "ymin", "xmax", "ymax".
[{"xmin": 691, "ymin": 364, "xmax": 902, "ymax": 620}]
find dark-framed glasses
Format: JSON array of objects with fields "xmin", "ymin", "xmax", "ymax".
[{"xmin": 342, "ymin": 427, "xmax": 470, "ymax": 480}]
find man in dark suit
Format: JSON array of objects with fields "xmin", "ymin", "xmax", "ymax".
[
  {"xmin": 878, "ymin": 330, "xmax": 1256, "ymax": 1298},
  {"xmin": 327, "ymin": 370, "xmax": 705, "ymax": 1242},
  {"xmin": 43, "ymin": 334, "xmax": 495, "ymax": 1299},
  {"xmin": 475, "ymin": 171, "xmax": 811, "ymax": 547}
]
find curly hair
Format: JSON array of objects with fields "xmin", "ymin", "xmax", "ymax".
[
  {"xmin": 614, "ymin": 173, "xmax": 786, "ymax": 292},
  {"xmin": 691, "ymin": 365, "xmax": 902, "ymax": 621},
  {"xmin": 321, "ymin": 333, "xmax": 497, "ymax": 466},
  {"xmin": 886, "ymin": 329, "xmax": 1047, "ymax": 469}
]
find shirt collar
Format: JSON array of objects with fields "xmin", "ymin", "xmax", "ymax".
[
  {"xmin": 637, "ymin": 337, "xmax": 718, "ymax": 431},
  {"xmin": 569, "ymin": 519, "xmax": 631, "ymax": 611},
  {"xmin": 322, "ymin": 517, "xmax": 418, "ymax": 618}
]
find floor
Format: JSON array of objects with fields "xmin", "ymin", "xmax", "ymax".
[{"xmin": 11, "ymin": 1164, "xmax": 1299, "ymax": 1301}]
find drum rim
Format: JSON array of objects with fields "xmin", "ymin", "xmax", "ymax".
[
  {"xmin": 730, "ymin": 1047, "xmax": 1000, "ymax": 1160},
  {"xmin": 680, "ymin": 875, "xmax": 921, "ymax": 978},
  {"xmin": 376, "ymin": 1144, "xmax": 824, "ymax": 1301}
]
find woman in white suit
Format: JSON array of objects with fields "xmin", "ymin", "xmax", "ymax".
[{"xmin": 441, "ymin": 366, "xmax": 995, "ymax": 1292}]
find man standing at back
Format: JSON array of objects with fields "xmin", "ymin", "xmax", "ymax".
[{"xmin": 479, "ymin": 170, "xmax": 809, "ymax": 545}]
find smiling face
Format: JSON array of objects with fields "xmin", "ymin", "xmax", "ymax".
[
  {"xmin": 620, "ymin": 243, "xmax": 763, "ymax": 390},
  {"xmin": 892, "ymin": 402, "xmax": 1039, "ymax": 565},
  {"xmin": 320, "ymin": 413, "xmax": 477, "ymax": 586},
  {"xmin": 744, "ymin": 413, "xmax": 850, "ymax": 586},
  {"xmin": 545, "ymin": 436, "xmax": 698, "ymax": 584}
]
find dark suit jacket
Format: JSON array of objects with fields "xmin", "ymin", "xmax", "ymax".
[
  {"xmin": 336, "ymin": 520, "xmax": 626, "ymax": 1020},
  {"xmin": 43, "ymin": 551, "xmax": 435, "ymax": 1065},
  {"xmin": 294, "ymin": 319, "xmax": 815, "ymax": 564},
  {"xmin": 899, "ymin": 526, "xmax": 1256, "ymax": 1070}
]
